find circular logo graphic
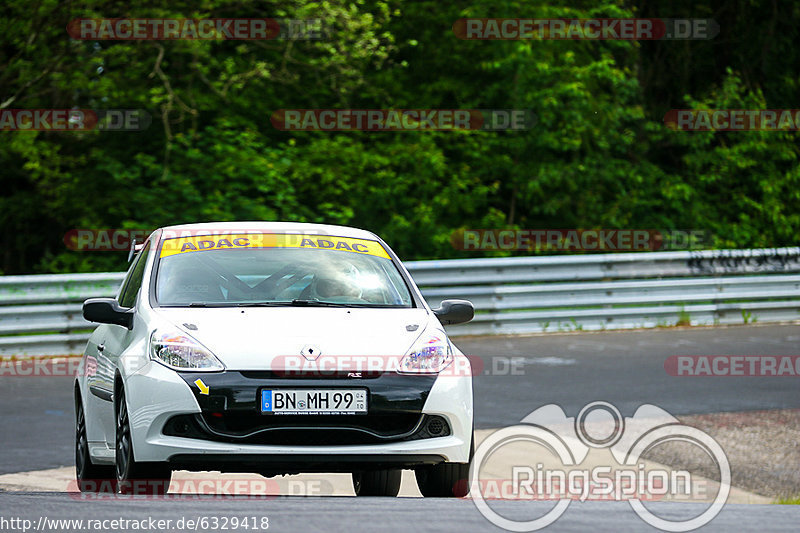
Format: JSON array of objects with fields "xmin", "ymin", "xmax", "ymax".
[
  {"xmin": 575, "ymin": 401, "xmax": 624, "ymax": 448},
  {"xmin": 470, "ymin": 402, "xmax": 731, "ymax": 532}
]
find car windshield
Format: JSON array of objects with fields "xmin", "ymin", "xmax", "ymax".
[{"xmin": 155, "ymin": 233, "xmax": 413, "ymax": 307}]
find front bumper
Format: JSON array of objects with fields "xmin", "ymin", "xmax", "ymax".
[
  {"xmin": 169, "ymin": 370, "xmax": 447, "ymax": 445},
  {"xmin": 124, "ymin": 361, "xmax": 473, "ymax": 469}
]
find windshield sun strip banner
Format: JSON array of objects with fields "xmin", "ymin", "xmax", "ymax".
[{"xmin": 159, "ymin": 233, "xmax": 391, "ymax": 259}]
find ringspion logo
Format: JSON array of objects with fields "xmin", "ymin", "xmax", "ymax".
[{"xmin": 471, "ymin": 402, "xmax": 730, "ymax": 531}]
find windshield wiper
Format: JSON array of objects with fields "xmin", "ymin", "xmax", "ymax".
[
  {"xmin": 186, "ymin": 302, "xmax": 240, "ymax": 307},
  {"xmin": 183, "ymin": 300, "xmax": 405, "ymax": 308},
  {"xmin": 236, "ymin": 299, "xmax": 351, "ymax": 307},
  {"xmin": 290, "ymin": 299, "xmax": 344, "ymax": 307},
  {"xmin": 290, "ymin": 299, "xmax": 403, "ymax": 308}
]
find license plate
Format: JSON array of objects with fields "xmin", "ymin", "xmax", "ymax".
[{"xmin": 260, "ymin": 389, "xmax": 367, "ymax": 415}]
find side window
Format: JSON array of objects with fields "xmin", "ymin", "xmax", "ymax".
[{"xmin": 119, "ymin": 242, "xmax": 151, "ymax": 308}]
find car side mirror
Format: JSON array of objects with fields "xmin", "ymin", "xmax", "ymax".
[
  {"xmin": 432, "ymin": 299, "xmax": 474, "ymax": 325},
  {"xmin": 83, "ymin": 298, "xmax": 134, "ymax": 329}
]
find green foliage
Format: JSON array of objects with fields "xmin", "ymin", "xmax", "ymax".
[
  {"xmin": 676, "ymin": 308, "xmax": 691, "ymax": 327},
  {"xmin": 1, "ymin": 0, "xmax": 798, "ymax": 273}
]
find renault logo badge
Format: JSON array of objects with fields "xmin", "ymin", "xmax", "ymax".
[{"xmin": 301, "ymin": 345, "xmax": 321, "ymax": 360}]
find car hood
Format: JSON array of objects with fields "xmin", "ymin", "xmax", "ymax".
[{"xmin": 152, "ymin": 307, "xmax": 435, "ymax": 370}]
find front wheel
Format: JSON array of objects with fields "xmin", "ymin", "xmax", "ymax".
[
  {"xmin": 75, "ymin": 393, "xmax": 116, "ymax": 492},
  {"xmin": 416, "ymin": 433, "xmax": 473, "ymax": 497},
  {"xmin": 115, "ymin": 387, "xmax": 172, "ymax": 495},
  {"xmin": 352, "ymin": 469, "xmax": 402, "ymax": 496},
  {"xmin": 415, "ymin": 462, "xmax": 471, "ymax": 497}
]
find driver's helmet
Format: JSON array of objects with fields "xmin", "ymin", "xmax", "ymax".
[{"xmin": 311, "ymin": 262, "xmax": 360, "ymax": 299}]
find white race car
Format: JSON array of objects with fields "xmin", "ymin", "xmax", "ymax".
[{"xmin": 75, "ymin": 222, "xmax": 474, "ymax": 496}]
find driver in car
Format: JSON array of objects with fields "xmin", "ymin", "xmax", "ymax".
[{"xmin": 310, "ymin": 271, "xmax": 361, "ymax": 300}]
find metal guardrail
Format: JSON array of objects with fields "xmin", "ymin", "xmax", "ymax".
[
  {"xmin": 1, "ymin": 248, "xmax": 799, "ymax": 355},
  {"xmin": 0, "ymin": 272, "xmax": 125, "ymax": 356}
]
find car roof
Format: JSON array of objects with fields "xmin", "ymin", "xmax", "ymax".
[{"xmin": 157, "ymin": 222, "xmax": 380, "ymax": 241}]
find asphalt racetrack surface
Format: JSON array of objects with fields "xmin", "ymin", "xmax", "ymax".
[
  {"xmin": 0, "ymin": 493, "xmax": 797, "ymax": 532},
  {"xmin": 461, "ymin": 323, "xmax": 800, "ymax": 427},
  {"xmin": 2, "ymin": 324, "xmax": 799, "ymax": 474},
  {"xmin": 1, "ymin": 324, "xmax": 798, "ymax": 532}
]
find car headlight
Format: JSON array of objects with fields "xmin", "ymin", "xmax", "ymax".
[
  {"xmin": 149, "ymin": 329, "xmax": 225, "ymax": 371},
  {"xmin": 398, "ymin": 334, "xmax": 453, "ymax": 374}
]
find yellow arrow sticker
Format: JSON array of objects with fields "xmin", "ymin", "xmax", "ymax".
[{"xmin": 194, "ymin": 378, "xmax": 209, "ymax": 395}]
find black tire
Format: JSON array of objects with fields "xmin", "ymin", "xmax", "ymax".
[
  {"xmin": 416, "ymin": 433, "xmax": 474, "ymax": 497},
  {"xmin": 115, "ymin": 387, "xmax": 172, "ymax": 495},
  {"xmin": 415, "ymin": 462, "xmax": 471, "ymax": 497},
  {"xmin": 75, "ymin": 391, "xmax": 117, "ymax": 493},
  {"xmin": 352, "ymin": 469, "xmax": 402, "ymax": 496}
]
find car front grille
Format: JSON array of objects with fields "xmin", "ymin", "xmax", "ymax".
[{"xmin": 163, "ymin": 413, "xmax": 451, "ymax": 445}]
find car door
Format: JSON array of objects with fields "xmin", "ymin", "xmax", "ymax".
[{"xmin": 88, "ymin": 242, "xmax": 152, "ymax": 446}]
